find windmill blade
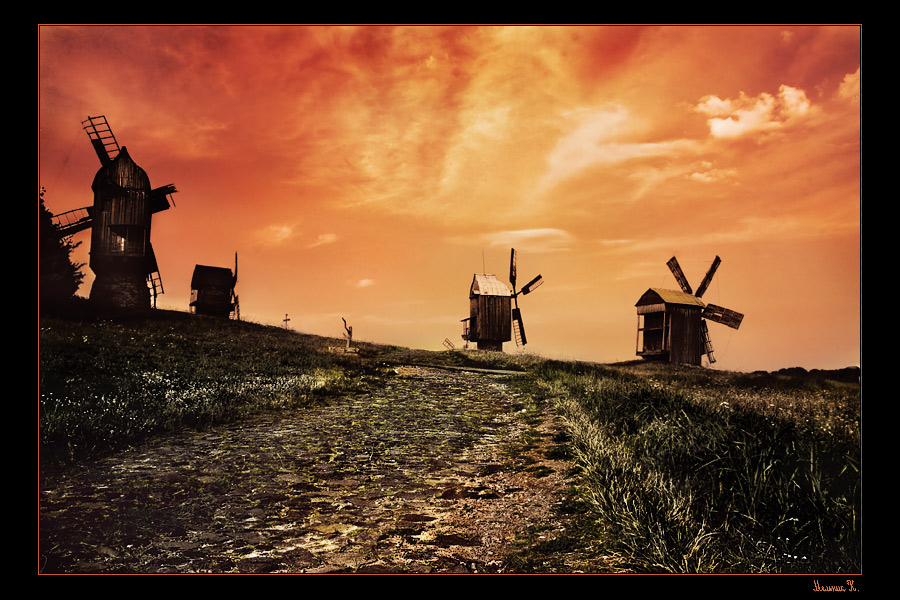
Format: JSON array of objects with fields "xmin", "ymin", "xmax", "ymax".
[
  {"xmin": 512, "ymin": 307, "xmax": 527, "ymax": 347},
  {"xmin": 702, "ymin": 304, "xmax": 744, "ymax": 330},
  {"xmin": 83, "ymin": 115, "xmax": 120, "ymax": 165},
  {"xmin": 700, "ymin": 320, "xmax": 717, "ymax": 364},
  {"xmin": 520, "ymin": 274, "xmax": 544, "ymax": 295},
  {"xmin": 666, "ymin": 256, "xmax": 693, "ymax": 295},
  {"xmin": 150, "ymin": 184, "xmax": 177, "ymax": 214},
  {"xmin": 695, "ymin": 255, "xmax": 721, "ymax": 299},
  {"xmin": 509, "ymin": 248, "xmax": 518, "ymax": 290},
  {"xmin": 51, "ymin": 206, "xmax": 94, "ymax": 237}
]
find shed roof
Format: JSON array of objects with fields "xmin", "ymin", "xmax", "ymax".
[
  {"xmin": 191, "ymin": 264, "xmax": 235, "ymax": 289},
  {"xmin": 636, "ymin": 288, "xmax": 705, "ymax": 308},
  {"xmin": 470, "ymin": 273, "xmax": 511, "ymax": 297}
]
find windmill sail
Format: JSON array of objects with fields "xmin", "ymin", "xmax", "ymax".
[
  {"xmin": 150, "ymin": 184, "xmax": 177, "ymax": 214},
  {"xmin": 667, "ymin": 256, "xmax": 693, "ymax": 294},
  {"xmin": 83, "ymin": 115, "xmax": 120, "ymax": 165},
  {"xmin": 51, "ymin": 206, "xmax": 94, "ymax": 237},
  {"xmin": 520, "ymin": 274, "xmax": 543, "ymax": 295},
  {"xmin": 695, "ymin": 255, "xmax": 721, "ymax": 299},
  {"xmin": 512, "ymin": 308, "xmax": 527, "ymax": 347},
  {"xmin": 509, "ymin": 248, "xmax": 518, "ymax": 290},
  {"xmin": 702, "ymin": 304, "xmax": 744, "ymax": 329}
]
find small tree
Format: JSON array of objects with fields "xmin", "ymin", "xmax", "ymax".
[{"xmin": 39, "ymin": 188, "xmax": 84, "ymax": 309}]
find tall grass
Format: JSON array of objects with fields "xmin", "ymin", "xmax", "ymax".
[{"xmin": 532, "ymin": 360, "xmax": 860, "ymax": 573}]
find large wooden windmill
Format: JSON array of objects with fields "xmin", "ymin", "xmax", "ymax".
[
  {"xmin": 461, "ymin": 248, "xmax": 544, "ymax": 351},
  {"xmin": 635, "ymin": 255, "xmax": 744, "ymax": 366},
  {"xmin": 51, "ymin": 115, "xmax": 177, "ymax": 309},
  {"xmin": 190, "ymin": 253, "xmax": 240, "ymax": 319}
]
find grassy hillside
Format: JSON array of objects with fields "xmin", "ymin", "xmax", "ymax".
[
  {"xmin": 38, "ymin": 307, "xmax": 536, "ymax": 461},
  {"xmin": 524, "ymin": 359, "xmax": 860, "ymax": 573},
  {"xmin": 39, "ymin": 307, "xmax": 860, "ymax": 573}
]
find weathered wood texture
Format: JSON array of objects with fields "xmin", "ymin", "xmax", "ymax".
[
  {"xmin": 89, "ymin": 147, "xmax": 152, "ymax": 266},
  {"xmin": 190, "ymin": 265, "xmax": 237, "ymax": 317},
  {"xmin": 635, "ymin": 288, "xmax": 704, "ymax": 365}
]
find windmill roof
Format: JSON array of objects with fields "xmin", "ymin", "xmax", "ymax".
[
  {"xmin": 636, "ymin": 288, "xmax": 706, "ymax": 308},
  {"xmin": 470, "ymin": 273, "xmax": 511, "ymax": 297},
  {"xmin": 91, "ymin": 146, "xmax": 151, "ymax": 192},
  {"xmin": 191, "ymin": 264, "xmax": 235, "ymax": 288}
]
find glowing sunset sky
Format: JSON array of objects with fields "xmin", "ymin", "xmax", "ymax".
[{"xmin": 39, "ymin": 25, "xmax": 860, "ymax": 372}]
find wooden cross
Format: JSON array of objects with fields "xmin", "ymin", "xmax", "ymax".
[{"xmin": 283, "ymin": 314, "xmax": 290, "ymax": 329}]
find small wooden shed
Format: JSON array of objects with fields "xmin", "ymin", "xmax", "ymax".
[
  {"xmin": 190, "ymin": 259, "xmax": 238, "ymax": 319},
  {"xmin": 635, "ymin": 288, "xmax": 707, "ymax": 366},
  {"xmin": 462, "ymin": 273, "xmax": 511, "ymax": 351}
]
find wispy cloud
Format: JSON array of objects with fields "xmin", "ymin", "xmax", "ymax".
[
  {"xmin": 307, "ymin": 233, "xmax": 338, "ymax": 249},
  {"xmin": 688, "ymin": 161, "xmax": 737, "ymax": 183},
  {"xmin": 534, "ymin": 106, "xmax": 699, "ymax": 198},
  {"xmin": 354, "ymin": 278, "xmax": 375, "ymax": 288},
  {"xmin": 602, "ymin": 213, "xmax": 857, "ymax": 257},
  {"xmin": 255, "ymin": 224, "xmax": 294, "ymax": 246},
  {"xmin": 449, "ymin": 228, "xmax": 574, "ymax": 253}
]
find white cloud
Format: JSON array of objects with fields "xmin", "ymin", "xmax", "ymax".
[
  {"xmin": 354, "ymin": 278, "xmax": 375, "ymax": 288},
  {"xmin": 838, "ymin": 68, "xmax": 860, "ymax": 102},
  {"xmin": 697, "ymin": 85, "xmax": 812, "ymax": 139}
]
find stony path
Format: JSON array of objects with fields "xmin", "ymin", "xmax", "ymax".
[{"xmin": 39, "ymin": 366, "xmax": 571, "ymax": 574}]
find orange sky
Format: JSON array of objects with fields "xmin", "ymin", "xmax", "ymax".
[{"xmin": 39, "ymin": 25, "xmax": 861, "ymax": 372}]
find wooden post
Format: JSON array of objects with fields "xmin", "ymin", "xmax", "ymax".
[{"xmin": 342, "ymin": 317, "xmax": 353, "ymax": 348}]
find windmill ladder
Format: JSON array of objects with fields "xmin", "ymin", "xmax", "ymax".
[
  {"xmin": 51, "ymin": 207, "xmax": 93, "ymax": 236},
  {"xmin": 83, "ymin": 115, "xmax": 120, "ymax": 164},
  {"xmin": 148, "ymin": 271, "xmax": 164, "ymax": 308}
]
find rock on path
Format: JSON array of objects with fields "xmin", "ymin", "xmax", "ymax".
[{"xmin": 39, "ymin": 366, "xmax": 569, "ymax": 574}]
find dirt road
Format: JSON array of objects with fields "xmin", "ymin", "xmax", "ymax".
[{"xmin": 39, "ymin": 366, "xmax": 572, "ymax": 574}]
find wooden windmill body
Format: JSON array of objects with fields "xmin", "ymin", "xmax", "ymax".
[
  {"xmin": 461, "ymin": 248, "xmax": 543, "ymax": 351},
  {"xmin": 636, "ymin": 256, "xmax": 744, "ymax": 366},
  {"xmin": 190, "ymin": 253, "xmax": 239, "ymax": 319},
  {"xmin": 52, "ymin": 116, "xmax": 177, "ymax": 309}
]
